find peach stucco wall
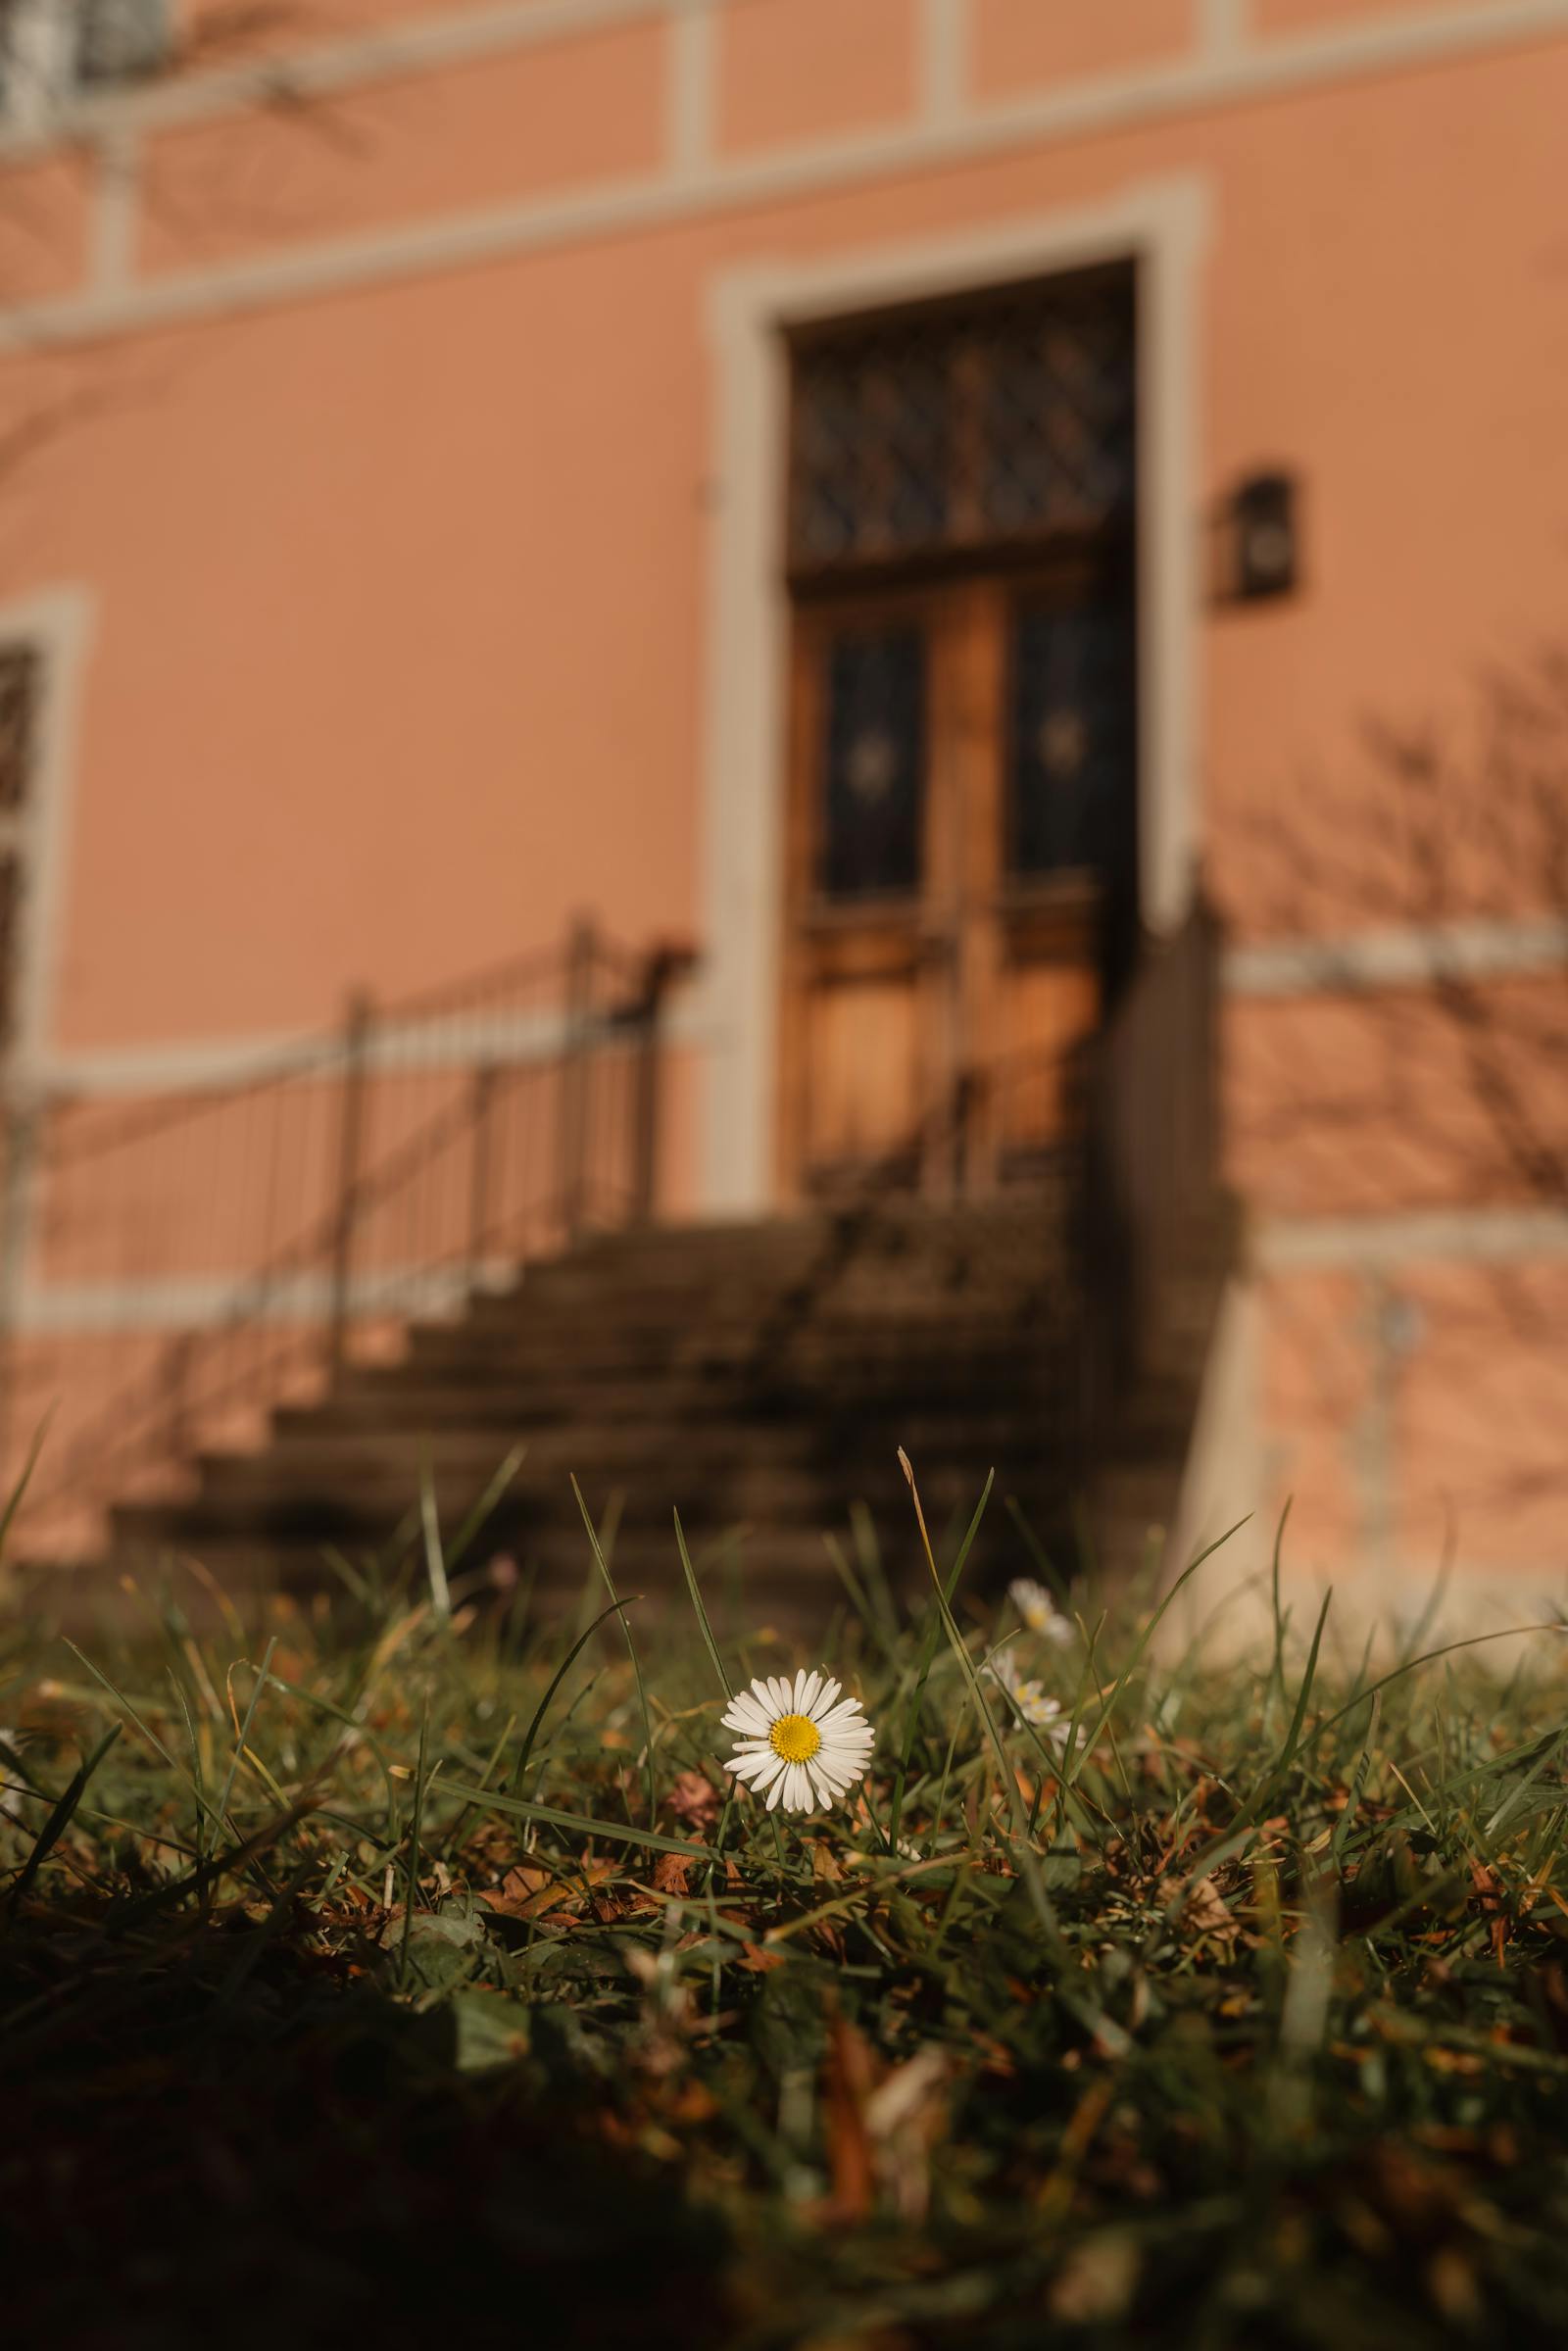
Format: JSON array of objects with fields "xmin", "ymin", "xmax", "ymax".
[
  {"xmin": 3, "ymin": 23, "xmax": 1559, "ymax": 1050},
  {"xmin": 0, "ymin": 0, "xmax": 1565, "ymax": 1594},
  {"xmin": 0, "ymin": 152, "xmax": 93, "ymax": 302},
  {"xmin": 971, "ymin": 0, "xmax": 1199, "ymax": 94},
  {"xmin": 140, "ymin": 20, "xmax": 669, "ymax": 273},
  {"xmin": 1253, "ymin": 0, "xmax": 1518, "ymax": 31},
  {"xmin": 714, "ymin": 0, "xmax": 923, "ymax": 154}
]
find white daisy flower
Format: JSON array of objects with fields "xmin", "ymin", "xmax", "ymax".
[
  {"xmin": 720, "ymin": 1670, "xmax": 876, "ymax": 1815},
  {"xmin": 985, "ymin": 1649, "xmax": 1079, "ymax": 1749},
  {"xmin": 1008, "ymin": 1576, "xmax": 1075, "ymax": 1646}
]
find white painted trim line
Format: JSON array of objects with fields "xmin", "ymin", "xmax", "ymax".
[
  {"xmin": 1200, "ymin": 0, "xmax": 1250, "ymax": 60},
  {"xmin": 8, "ymin": 0, "xmax": 1558, "ymax": 168},
  {"xmin": 920, "ymin": 0, "xmax": 967, "ymax": 125},
  {"xmin": 88, "ymin": 128, "xmax": 140, "ymax": 293},
  {"xmin": 1255, "ymin": 1206, "xmax": 1568, "ymax": 1273},
  {"xmin": 1226, "ymin": 914, "xmax": 1568, "ymax": 997},
  {"xmin": 13, "ymin": 1257, "xmax": 500, "ymax": 1337},
  {"xmin": 1, "ymin": 0, "xmax": 710, "ymax": 157},
  {"xmin": 28, "ymin": 988, "xmax": 716, "ymax": 1104},
  {"xmin": 666, "ymin": 0, "xmax": 713, "ymax": 180},
  {"xmin": 2, "ymin": 0, "xmax": 1567, "ymax": 349},
  {"xmin": 694, "ymin": 178, "xmax": 1210, "ymax": 1216}
]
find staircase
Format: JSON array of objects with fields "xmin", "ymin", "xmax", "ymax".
[
  {"xmin": 105, "ymin": 1177, "xmax": 1235, "ymax": 1613},
  {"xmin": 16, "ymin": 900, "xmax": 1236, "ymax": 1620}
]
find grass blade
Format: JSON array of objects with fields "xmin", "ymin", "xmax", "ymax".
[
  {"xmin": 573, "ymin": 1474, "xmax": 656, "ymax": 1828},
  {"xmin": 5, "ymin": 1723, "xmax": 122, "ymax": 1911},
  {"xmin": 674, "ymin": 1506, "xmax": 732, "ymax": 1702}
]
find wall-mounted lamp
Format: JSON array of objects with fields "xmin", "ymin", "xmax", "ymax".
[{"xmin": 1220, "ymin": 469, "xmax": 1300, "ymax": 603}]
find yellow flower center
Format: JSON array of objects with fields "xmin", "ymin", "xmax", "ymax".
[{"xmin": 768, "ymin": 1711, "xmax": 821, "ymax": 1764}]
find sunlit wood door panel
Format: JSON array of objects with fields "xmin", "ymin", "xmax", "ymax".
[{"xmin": 779, "ymin": 562, "xmax": 1136, "ymax": 1198}]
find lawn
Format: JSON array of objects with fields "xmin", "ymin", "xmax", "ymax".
[{"xmin": 4, "ymin": 1465, "xmax": 1568, "ymax": 2348}]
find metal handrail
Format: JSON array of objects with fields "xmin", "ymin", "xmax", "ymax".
[
  {"xmin": 5, "ymin": 897, "xmax": 1223, "ymax": 1554},
  {"xmin": 6, "ymin": 920, "xmax": 692, "ymax": 1544}
]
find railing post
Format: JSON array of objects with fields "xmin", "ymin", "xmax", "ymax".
[
  {"xmin": 467, "ymin": 1061, "xmax": 498, "ymax": 1287},
  {"xmin": 556, "ymin": 915, "xmax": 596, "ymax": 1243},
  {"xmin": 630, "ymin": 946, "xmax": 682, "ymax": 1226},
  {"xmin": 326, "ymin": 989, "xmax": 373, "ymax": 1376},
  {"xmin": 164, "ymin": 1333, "xmax": 194, "ymax": 1461}
]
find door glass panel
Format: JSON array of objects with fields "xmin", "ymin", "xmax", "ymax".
[
  {"xmin": 819, "ymin": 625, "xmax": 926, "ymax": 901},
  {"xmin": 1006, "ymin": 599, "xmax": 1134, "ymax": 880}
]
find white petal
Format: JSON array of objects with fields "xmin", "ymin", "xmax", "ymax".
[
  {"xmin": 815, "ymin": 1698, "xmax": 866, "ymax": 1733},
  {"xmin": 789, "ymin": 1764, "xmax": 812, "ymax": 1812},
  {"xmin": 729, "ymin": 1753, "xmax": 772, "ymax": 1784},
  {"xmin": 765, "ymin": 1768, "xmax": 787, "ymax": 1811},
  {"xmin": 808, "ymin": 1677, "xmax": 842, "ymax": 1720},
  {"xmin": 767, "ymin": 1675, "xmax": 793, "ymax": 1716},
  {"xmin": 723, "ymin": 1693, "xmax": 771, "ymax": 1736},
  {"xmin": 800, "ymin": 1670, "xmax": 823, "ymax": 1716},
  {"xmin": 807, "ymin": 1762, "xmax": 836, "ymax": 1808},
  {"xmin": 792, "ymin": 1669, "xmax": 810, "ymax": 1712},
  {"xmin": 821, "ymin": 1727, "xmax": 874, "ymax": 1757},
  {"xmin": 749, "ymin": 1752, "xmax": 785, "ymax": 1791}
]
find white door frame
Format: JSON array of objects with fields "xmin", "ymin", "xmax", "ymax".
[{"xmin": 692, "ymin": 172, "xmax": 1211, "ymax": 1217}]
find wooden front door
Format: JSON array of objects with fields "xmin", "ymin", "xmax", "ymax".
[{"xmin": 777, "ymin": 263, "xmax": 1139, "ymax": 1199}]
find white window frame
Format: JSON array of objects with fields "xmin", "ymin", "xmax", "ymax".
[{"xmin": 0, "ymin": 0, "xmax": 168, "ymax": 127}]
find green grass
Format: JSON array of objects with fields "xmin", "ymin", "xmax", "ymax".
[{"xmin": 4, "ymin": 1479, "xmax": 1568, "ymax": 2349}]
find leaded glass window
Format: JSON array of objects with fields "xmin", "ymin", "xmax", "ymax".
[
  {"xmin": 788, "ymin": 265, "xmax": 1135, "ymax": 584},
  {"xmin": 819, "ymin": 626, "xmax": 926, "ymax": 901},
  {"xmin": 1006, "ymin": 598, "xmax": 1135, "ymax": 881}
]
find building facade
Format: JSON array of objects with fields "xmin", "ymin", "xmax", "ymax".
[{"xmin": 0, "ymin": 0, "xmax": 1565, "ymax": 1617}]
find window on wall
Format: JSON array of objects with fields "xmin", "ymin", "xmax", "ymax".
[
  {"xmin": 0, "ymin": 0, "xmax": 168, "ymax": 123},
  {"xmin": 0, "ymin": 642, "xmax": 41, "ymax": 1052}
]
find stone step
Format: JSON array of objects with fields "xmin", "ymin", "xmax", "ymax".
[
  {"xmin": 220, "ymin": 1405, "xmax": 1062, "ymax": 1488},
  {"xmin": 113, "ymin": 1447, "xmax": 1054, "ymax": 1551},
  {"xmin": 92, "ymin": 1524, "xmax": 1022, "ymax": 1628},
  {"xmin": 304, "ymin": 1349, "xmax": 1072, "ymax": 1435},
  {"xmin": 564, "ymin": 1195, "xmax": 1076, "ymax": 1272},
  {"xmin": 87, "ymin": 1168, "xmax": 1237, "ymax": 1606},
  {"xmin": 400, "ymin": 1307, "xmax": 1071, "ymax": 1377}
]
